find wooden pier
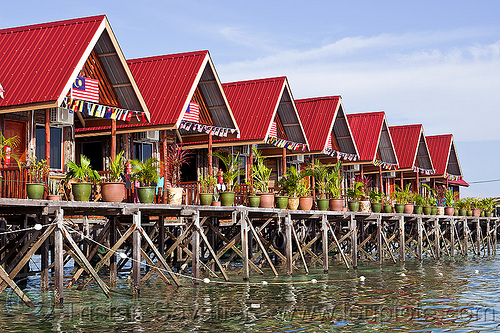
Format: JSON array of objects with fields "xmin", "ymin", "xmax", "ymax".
[{"xmin": 0, "ymin": 198, "xmax": 497, "ymax": 307}]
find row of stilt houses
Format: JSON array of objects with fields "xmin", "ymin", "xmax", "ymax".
[{"xmin": 0, "ymin": 15, "xmax": 466, "ymax": 200}]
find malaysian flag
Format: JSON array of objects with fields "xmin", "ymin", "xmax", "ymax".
[
  {"xmin": 269, "ymin": 121, "xmax": 277, "ymax": 137},
  {"xmin": 71, "ymin": 76, "xmax": 99, "ymax": 102},
  {"xmin": 183, "ymin": 102, "xmax": 200, "ymax": 123}
]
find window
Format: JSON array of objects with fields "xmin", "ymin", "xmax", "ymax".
[
  {"xmin": 35, "ymin": 126, "xmax": 63, "ymax": 170},
  {"xmin": 134, "ymin": 142, "xmax": 153, "ymax": 162}
]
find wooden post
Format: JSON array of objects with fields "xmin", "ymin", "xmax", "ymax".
[
  {"xmin": 208, "ymin": 133, "xmax": 213, "ymax": 176},
  {"xmin": 434, "ymin": 218, "xmax": 440, "ymax": 260},
  {"xmin": 111, "ymin": 119, "xmax": 117, "ymax": 161},
  {"xmin": 416, "ymin": 171, "xmax": 420, "ymax": 194},
  {"xmin": 240, "ymin": 211, "xmax": 249, "ymax": 280},
  {"xmin": 282, "ymin": 148, "xmax": 287, "ymax": 177},
  {"xmin": 417, "ymin": 217, "xmax": 423, "ymax": 260},
  {"xmin": 54, "ymin": 208, "xmax": 64, "ymax": 307},
  {"xmin": 377, "ymin": 216, "xmax": 383, "ymax": 264},
  {"xmin": 158, "ymin": 216, "xmax": 165, "ymax": 257},
  {"xmin": 360, "ymin": 164, "xmax": 364, "ymax": 179},
  {"xmin": 285, "ymin": 214, "xmax": 293, "ymax": 276},
  {"xmin": 110, "ymin": 217, "xmax": 117, "ymax": 288},
  {"xmin": 322, "ymin": 215, "xmax": 328, "ymax": 273},
  {"xmin": 350, "ymin": 215, "xmax": 357, "ymax": 269},
  {"xmin": 463, "ymin": 219, "xmax": 468, "ymax": 256},
  {"xmin": 486, "ymin": 219, "xmax": 491, "ymax": 256},
  {"xmin": 45, "ymin": 109, "xmax": 50, "ymax": 167},
  {"xmin": 41, "ymin": 215, "xmax": 49, "ymax": 292},
  {"xmin": 132, "ymin": 211, "xmax": 141, "ymax": 298},
  {"xmin": 494, "ymin": 220, "xmax": 498, "ymax": 255},
  {"xmin": 192, "ymin": 211, "xmax": 200, "ymax": 285},
  {"xmin": 476, "ymin": 218, "xmax": 481, "ymax": 256},
  {"xmin": 248, "ymin": 146, "xmax": 253, "ymax": 189},
  {"xmin": 400, "ymin": 171, "xmax": 404, "ymax": 189},
  {"xmin": 399, "ymin": 216, "xmax": 405, "ymax": 262},
  {"xmin": 450, "ymin": 218, "xmax": 455, "ymax": 257},
  {"xmin": 162, "ymin": 130, "xmax": 168, "ymax": 203},
  {"xmin": 379, "ymin": 166, "xmax": 383, "ymax": 193}
]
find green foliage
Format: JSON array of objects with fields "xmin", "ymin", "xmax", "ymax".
[
  {"xmin": 251, "ymin": 147, "xmax": 272, "ymax": 193},
  {"xmin": 414, "ymin": 193, "xmax": 425, "ymax": 206},
  {"xmin": 444, "ymin": 189, "xmax": 455, "ymax": 207},
  {"xmin": 297, "ymin": 178, "xmax": 311, "ymax": 197},
  {"xmin": 166, "ymin": 145, "xmax": 191, "ymax": 187},
  {"xmin": 345, "ymin": 181, "xmax": 364, "ymax": 201},
  {"xmin": 211, "ymin": 150, "xmax": 244, "ymax": 192},
  {"xmin": 199, "ymin": 173, "xmax": 217, "ymax": 193},
  {"xmin": 66, "ymin": 155, "xmax": 101, "ymax": 183},
  {"xmin": 325, "ymin": 162, "xmax": 343, "ymax": 198},
  {"xmin": 390, "ymin": 183, "xmax": 413, "ymax": 204},
  {"xmin": 479, "ymin": 197, "xmax": 496, "ymax": 212},
  {"xmin": 421, "ymin": 184, "xmax": 437, "ymax": 206},
  {"xmin": 48, "ymin": 178, "xmax": 60, "ymax": 196},
  {"xmin": 308, "ymin": 160, "xmax": 329, "ymax": 199},
  {"xmin": 107, "ymin": 150, "xmax": 126, "ymax": 182},
  {"xmin": 278, "ymin": 165, "xmax": 303, "ymax": 197},
  {"xmin": 0, "ymin": 133, "xmax": 21, "ymax": 167},
  {"xmin": 27, "ymin": 156, "xmax": 49, "ymax": 183},
  {"xmin": 455, "ymin": 199, "xmax": 466, "ymax": 210},
  {"xmin": 130, "ymin": 157, "xmax": 160, "ymax": 187},
  {"xmin": 368, "ymin": 190, "xmax": 384, "ymax": 203},
  {"xmin": 212, "ymin": 187, "xmax": 220, "ymax": 201}
]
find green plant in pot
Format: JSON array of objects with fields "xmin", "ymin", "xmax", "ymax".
[
  {"xmin": 251, "ymin": 147, "xmax": 275, "ymax": 209},
  {"xmin": 326, "ymin": 162, "xmax": 344, "ymax": 211},
  {"xmin": 47, "ymin": 178, "xmax": 61, "ymax": 201},
  {"xmin": 245, "ymin": 181, "xmax": 260, "ymax": 208},
  {"xmin": 345, "ymin": 181, "xmax": 364, "ymax": 212},
  {"xmin": 480, "ymin": 197, "xmax": 496, "ymax": 217},
  {"xmin": 166, "ymin": 145, "xmax": 190, "ymax": 205},
  {"xmin": 309, "ymin": 160, "xmax": 330, "ymax": 211},
  {"xmin": 382, "ymin": 194, "xmax": 393, "ymax": 213},
  {"xmin": 368, "ymin": 190, "xmax": 384, "ymax": 213},
  {"xmin": 413, "ymin": 193, "xmax": 424, "ymax": 214},
  {"xmin": 297, "ymin": 177, "xmax": 313, "ymax": 210},
  {"xmin": 101, "ymin": 150, "xmax": 127, "ymax": 202},
  {"xmin": 455, "ymin": 199, "xmax": 466, "ymax": 216},
  {"xmin": 66, "ymin": 155, "xmax": 101, "ymax": 201},
  {"xmin": 212, "ymin": 150, "xmax": 244, "ymax": 206},
  {"xmin": 212, "ymin": 188, "xmax": 221, "ymax": 206},
  {"xmin": 199, "ymin": 173, "xmax": 217, "ymax": 206},
  {"xmin": 444, "ymin": 189, "xmax": 455, "ymax": 216},
  {"xmin": 26, "ymin": 156, "xmax": 49, "ymax": 199},
  {"xmin": 130, "ymin": 157, "xmax": 160, "ymax": 204},
  {"xmin": 421, "ymin": 184, "xmax": 437, "ymax": 215},
  {"xmin": 278, "ymin": 166, "xmax": 303, "ymax": 210},
  {"xmin": 354, "ymin": 175, "xmax": 372, "ymax": 212},
  {"xmin": 390, "ymin": 184, "xmax": 412, "ymax": 213}
]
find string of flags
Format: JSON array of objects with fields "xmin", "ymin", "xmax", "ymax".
[
  {"xmin": 412, "ymin": 166, "xmax": 435, "ymax": 175},
  {"xmin": 444, "ymin": 172, "xmax": 462, "ymax": 181},
  {"xmin": 373, "ymin": 159, "xmax": 397, "ymax": 170},
  {"xmin": 62, "ymin": 97, "xmax": 148, "ymax": 123},
  {"xmin": 179, "ymin": 120, "xmax": 240, "ymax": 138},
  {"xmin": 266, "ymin": 136, "xmax": 307, "ymax": 151},
  {"xmin": 323, "ymin": 147, "xmax": 359, "ymax": 161}
]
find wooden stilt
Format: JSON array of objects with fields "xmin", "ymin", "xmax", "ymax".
[
  {"xmin": 399, "ymin": 216, "xmax": 405, "ymax": 262},
  {"xmin": 109, "ymin": 217, "xmax": 117, "ymax": 288},
  {"xmin": 463, "ymin": 219, "xmax": 469, "ymax": 256},
  {"xmin": 322, "ymin": 215, "xmax": 328, "ymax": 273},
  {"xmin": 247, "ymin": 214, "xmax": 279, "ymax": 276},
  {"xmin": 0, "ymin": 265, "xmax": 34, "ymax": 307},
  {"xmin": 192, "ymin": 211, "xmax": 200, "ymax": 285},
  {"xmin": 450, "ymin": 218, "xmax": 455, "ymax": 257},
  {"xmin": 476, "ymin": 218, "xmax": 481, "ymax": 256},
  {"xmin": 291, "ymin": 222, "xmax": 309, "ymax": 274},
  {"xmin": 486, "ymin": 219, "xmax": 491, "ymax": 256},
  {"xmin": 240, "ymin": 211, "xmax": 249, "ymax": 280},
  {"xmin": 41, "ymin": 216, "xmax": 49, "ymax": 292},
  {"xmin": 285, "ymin": 215, "xmax": 293, "ymax": 276},
  {"xmin": 54, "ymin": 208, "xmax": 64, "ymax": 307},
  {"xmin": 158, "ymin": 216, "xmax": 165, "ymax": 257},
  {"xmin": 434, "ymin": 218, "xmax": 440, "ymax": 260},
  {"xmin": 326, "ymin": 222, "xmax": 350, "ymax": 269},
  {"xmin": 377, "ymin": 216, "xmax": 383, "ymax": 264},
  {"xmin": 132, "ymin": 211, "xmax": 141, "ymax": 298},
  {"xmin": 494, "ymin": 220, "xmax": 498, "ymax": 255},
  {"xmin": 350, "ymin": 215, "xmax": 357, "ymax": 269}
]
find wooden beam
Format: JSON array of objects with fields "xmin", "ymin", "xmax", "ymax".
[
  {"xmin": 54, "ymin": 209, "xmax": 64, "ymax": 307},
  {"xmin": 132, "ymin": 211, "xmax": 141, "ymax": 298},
  {"xmin": 45, "ymin": 109, "xmax": 50, "ymax": 167},
  {"xmin": 192, "ymin": 211, "xmax": 200, "ymax": 285},
  {"xmin": 240, "ymin": 212, "xmax": 249, "ymax": 280},
  {"xmin": 322, "ymin": 215, "xmax": 329, "ymax": 273},
  {"xmin": 0, "ymin": 265, "xmax": 34, "ymax": 307}
]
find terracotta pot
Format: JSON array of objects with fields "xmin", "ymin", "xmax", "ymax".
[
  {"xmin": 348, "ymin": 201, "xmax": 359, "ymax": 212},
  {"xmin": 371, "ymin": 202, "xmax": 382, "ymax": 213},
  {"xmin": 299, "ymin": 196, "xmax": 313, "ymax": 210},
  {"xmin": 259, "ymin": 193, "xmax": 275, "ymax": 208},
  {"xmin": 359, "ymin": 200, "xmax": 371, "ymax": 212},
  {"xmin": 212, "ymin": 201, "xmax": 221, "ymax": 207},
  {"xmin": 437, "ymin": 207, "xmax": 445, "ymax": 216},
  {"xmin": 329, "ymin": 198, "xmax": 343, "ymax": 211},
  {"xmin": 445, "ymin": 207, "xmax": 455, "ymax": 216},
  {"xmin": 473, "ymin": 208, "xmax": 481, "ymax": 217},
  {"xmin": 47, "ymin": 195, "xmax": 61, "ymax": 201},
  {"xmin": 275, "ymin": 195, "xmax": 289, "ymax": 210},
  {"xmin": 167, "ymin": 187, "xmax": 183, "ymax": 205},
  {"xmin": 248, "ymin": 195, "xmax": 260, "ymax": 208},
  {"xmin": 288, "ymin": 197, "xmax": 300, "ymax": 210},
  {"xmin": 199, "ymin": 193, "xmax": 213, "ymax": 206},
  {"xmin": 101, "ymin": 182, "xmax": 125, "ymax": 202},
  {"xmin": 404, "ymin": 204, "xmax": 414, "ymax": 214}
]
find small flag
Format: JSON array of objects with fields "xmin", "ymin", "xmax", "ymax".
[
  {"xmin": 71, "ymin": 76, "xmax": 99, "ymax": 102},
  {"xmin": 0, "ymin": 83, "xmax": 5, "ymax": 99},
  {"xmin": 110, "ymin": 108, "xmax": 117, "ymax": 120},
  {"xmin": 141, "ymin": 112, "xmax": 146, "ymax": 123},
  {"xmin": 269, "ymin": 121, "xmax": 277, "ymax": 137},
  {"xmin": 105, "ymin": 107, "xmax": 112, "ymax": 119},
  {"xmin": 183, "ymin": 102, "xmax": 200, "ymax": 123},
  {"xmin": 125, "ymin": 111, "xmax": 132, "ymax": 122}
]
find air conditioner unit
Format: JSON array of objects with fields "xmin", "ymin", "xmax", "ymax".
[
  {"xmin": 421, "ymin": 178, "xmax": 430, "ymax": 182},
  {"xmin": 137, "ymin": 130, "xmax": 159, "ymax": 141},
  {"xmin": 387, "ymin": 171, "xmax": 396, "ymax": 178},
  {"xmin": 241, "ymin": 145, "xmax": 250, "ymax": 156},
  {"xmin": 50, "ymin": 107, "xmax": 74, "ymax": 126},
  {"xmin": 345, "ymin": 164, "xmax": 360, "ymax": 172},
  {"xmin": 289, "ymin": 155, "xmax": 304, "ymax": 164}
]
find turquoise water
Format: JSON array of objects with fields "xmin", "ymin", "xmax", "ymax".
[{"xmin": 1, "ymin": 253, "xmax": 500, "ymax": 332}]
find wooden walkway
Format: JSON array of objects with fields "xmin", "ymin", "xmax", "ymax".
[{"xmin": 0, "ymin": 198, "xmax": 497, "ymax": 307}]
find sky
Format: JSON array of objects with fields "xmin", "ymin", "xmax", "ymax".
[{"xmin": 1, "ymin": 0, "xmax": 500, "ymax": 197}]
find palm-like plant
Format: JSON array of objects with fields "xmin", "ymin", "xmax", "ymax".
[
  {"xmin": 166, "ymin": 145, "xmax": 191, "ymax": 188},
  {"xmin": 27, "ymin": 156, "xmax": 49, "ymax": 183},
  {"xmin": 391, "ymin": 183, "xmax": 413, "ymax": 204},
  {"xmin": 326, "ymin": 162, "xmax": 343, "ymax": 198},
  {"xmin": 0, "ymin": 133, "xmax": 21, "ymax": 166},
  {"xmin": 278, "ymin": 166, "xmax": 303, "ymax": 197},
  {"xmin": 66, "ymin": 155, "xmax": 101, "ymax": 183},
  {"xmin": 345, "ymin": 181, "xmax": 364, "ymax": 201},
  {"xmin": 444, "ymin": 189, "xmax": 455, "ymax": 207},
  {"xmin": 309, "ymin": 160, "xmax": 329, "ymax": 199},
  {"xmin": 251, "ymin": 147, "xmax": 272, "ymax": 193},
  {"xmin": 211, "ymin": 150, "xmax": 244, "ymax": 192},
  {"xmin": 107, "ymin": 150, "xmax": 126, "ymax": 182},
  {"xmin": 130, "ymin": 157, "xmax": 160, "ymax": 187}
]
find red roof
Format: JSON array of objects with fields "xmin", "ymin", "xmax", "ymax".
[
  {"xmin": 389, "ymin": 125, "xmax": 423, "ymax": 169},
  {"xmin": 126, "ymin": 51, "xmax": 207, "ymax": 127},
  {"xmin": 0, "ymin": 15, "xmax": 105, "ymax": 109},
  {"xmin": 222, "ymin": 77, "xmax": 286, "ymax": 141},
  {"xmin": 449, "ymin": 179, "xmax": 470, "ymax": 187},
  {"xmin": 346, "ymin": 112, "xmax": 386, "ymax": 161},
  {"xmin": 426, "ymin": 134, "xmax": 453, "ymax": 176},
  {"xmin": 295, "ymin": 96, "xmax": 340, "ymax": 152}
]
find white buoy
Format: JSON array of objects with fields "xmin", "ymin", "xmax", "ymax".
[
  {"xmin": 203, "ymin": 278, "xmax": 210, "ymax": 284},
  {"xmin": 438, "ymin": 272, "xmax": 443, "ymax": 276},
  {"xmin": 311, "ymin": 279, "xmax": 318, "ymax": 284},
  {"xmin": 119, "ymin": 252, "xmax": 128, "ymax": 259},
  {"xmin": 34, "ymin": 224, "xmax": 43, "ymax": 231},
  {"xmin": 359, "ymin": 276, "xmax": 366, "ymax": 282},
  {"xmin": 261, "ymin": 281, "xmax": 268, "ymax": 285},
  {"xmin": 475, "ymin": 270, "xmax": 479, "ymax": 274},
  {"xmin": 401, "ymin": 273, "xmax": 406, "ymax": 277}
]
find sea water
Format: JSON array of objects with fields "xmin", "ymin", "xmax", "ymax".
[{"xmin": 1, "ymin": 252, "xmax": 500, "ymax": 332}]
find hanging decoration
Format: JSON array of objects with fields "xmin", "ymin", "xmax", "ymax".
[
  {"xmin": 444, "ymin": 172, "xmax": 462, "ymax": 181},
  {"xmin": 266, "ymin": 136, "xmax": 307, "ymax": 151},
  {"xmin": 412, "ymin": 166, "xmax": 435, "ymax": 175},
  {"xmin": 322, "ymin": 147, "xmax": 358, "ymax": 161},
  {"xmin": 0, "ymin": 83, "xmax": 4, "ymax": 99},
  {"xmin": 373, "ymin": 159, "xmax": 397, "ymax": 170},
  {"xmin": 61, "ymin": 97, "xmax": 147, "ymax": 123},
  {"xmin": 179, "ymin": 119, "xmax": 240, "ymax": 138}
]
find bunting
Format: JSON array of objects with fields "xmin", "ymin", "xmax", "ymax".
[
  {"xmin": 179, "ymin": 120, "xmax": 240, "ymax": 138},
  {"xmin": 62, "ymin": 97, "xmax": 147, "ymax": 123},
  {"xmin": 266, "ymin": 136, "xmax": 307, "ymax": 151},
  {"xmin": 444, "ymin": 172, "xmax": 462, "ymax": 181},
  {"xmin": 323, "ymin": 147, "xmax": 358, "ymax": 161},
  {"xmin": 373, "ymin": 159, "xmax": 397, "ymax": 170},
  {"xmin": 412, "ymin": 166, "xmax": 435, "ymax": 175}
]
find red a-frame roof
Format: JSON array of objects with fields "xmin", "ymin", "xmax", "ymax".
[
  {"xmin": 389, "ymin": 124, "xmax": 434, "ymax": 172},
  {"xmin": 426, "ymin": 134, "xmax": 463, "ymax": 178},
  {"xmin": 0, "ymin": 15, "xmax": 148, "ymax": 118}
]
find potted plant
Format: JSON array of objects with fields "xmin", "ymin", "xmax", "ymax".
[
  {"xmin": 101, "ymin": 150, "xmax": 127, "ymax": 202},
  {"xmin": 199, "ymin": 173, "xmax": 217, "ymax": 206},
  {"xmin": 245, "ymin": 181, "xmax": 260, "ymax": 208},
  {"xmin": 435, "ymin": 185, "xmax": 446, "ymax": 215},
  {"xmin": 383, "ymin": 194, "xmax": 393, "ymax": 213},
  {"xmin": 212, "ymin": 188, "xmax": 221, "ymax": 207},
  {"xmin": 251, "ymin": 147, "xmax": 275, "ymax": 209},
  {"xmin": 413, "ymin": 193, "xmax": 424, "ymax": 215},
  {"xmin": 455, "ymin": 199, "xmax": 466, "ymax": 216},
  {"xmin": 345, "ymin": 181, "xmax": 364, "ymax": 212},
  {"xmin": 130, "ymin": 157, "xmax": 160, "ymax": 204},
  {"xmin": 354, "ymin": 175, "xmax": 372, "ymax": 212},
  {"xmin": 444, "ymin": 189, "xmax": 455, "ymax": 216},
  {"xmin": 26, "ymin": 156, "xmax": 49, "ymax": 199},
  {"xmin": 66, "ymin": 155, "xmax": 101, "ymax": 201},
  {"xmin": 326, "ymin": 162, "xmax": 344, "ymax": 211},
  {"xmin": 368, "ymin": 190, "xmax": 383, "ymax": 213},
  {"xmin": 297, "ymin": 177, "xmax": 313, "ymax": 210},
  {"xmin": 47, "ymin": 178, "xmax": 61, "ymax": 201},
  {"xmin": 165, "ymin": 145, "xmax": 190, "ymax": 205},
  {"xmin": 309, "ymin": 160, "xmax": 330, "ymax": 211},
  {"xmin": 390, "ymin": 184, "xmax": 413, "ymax": 213},
  {"xmin": 278, "ymin": 166, "xmax": 302, "ymax": 210},
  {"xmin": 212, "ymin": 150, "xmax": 244, "ymax": 206},
  {"xmin": 480, "ymin": 198, "xmax": 496, "ymax": 217}
]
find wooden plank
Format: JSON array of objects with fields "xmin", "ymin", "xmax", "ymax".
[
  {"xmin": 450, "ymin": 218, "xmax": 455, "ymax": 256},
  {"xmin": 132, "ymin": 211, "xmax": 141, "ymax": 298},
  {"xmin": 54, "ymin": 209, "xmax": 64, "ymax": 307},
  {"xmin": 322, "ymin": 215, "xmax": 328, "ymax": 273},
  {"xmin": 377, "ymin": 217, "xmax": 383, "ymax": 264},
  {"xmin": 192, "ymin": 211, "xmax": 200, "ymax": 285},
  {"xmin": 399, "ymin": 216, "xmax": 405, "ymax": 262},
  {"xmin": 327, "ymin": 222, "xmax": 350, "ymax": 269},
  {"xmin": 139, "ymin": 248, "xmax": 171, "ymax": 285},
  {"xmin": 285, "ymin": 215, "xmax": 293, "ymax": 275},
  {"xmin": 110, "ymin": 218, "xmax": 117, "ymax": 288},
  {"xmin": 0, "ymin": 265, "xmax": 34, "ymax": 307},
  {"xmin": 41, "ymin": 216, "xmax": 49, "ymax": 292},
  {"xmin": 247, "ymin": 214, "xmax": 279, "ymax": 276},
  {"xmin": 240, "ymin": 211, "xmax": 249, "ymax": 280},
  {"xmin": 291, "ymin": 222, "xmax": 309, "ymax": 275},
  {"xmin": 350, "ymin": 215, "xmax": 357, "ymax": 269}
]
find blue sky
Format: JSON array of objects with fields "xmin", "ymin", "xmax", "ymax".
[{"xmin": 2, "ymin": 1, "xmax": 499, "ymax": 197}]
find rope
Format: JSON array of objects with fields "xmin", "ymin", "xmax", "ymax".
[{"xmin": 0, "ymin": 223, "xmax": 54, "ymax": 236}]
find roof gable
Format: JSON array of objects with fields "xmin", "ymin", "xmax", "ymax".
[
  {"xmin": 426, "ymin": 134, "xmax": 462, "ymax": 177},
  {"xmin": 389, "ymin": 124, "xmax": 433, "ymax": 172}
]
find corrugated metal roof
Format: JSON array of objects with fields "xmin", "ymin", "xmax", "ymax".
[
  {"xmin": 389, "ymin": 124, "xmax": 434, "ymax": 170},
  {"xmin": 346, "ymin": 112, "xmax": 385, "ymax": 162},
  {"xmin": 0, "ymin": 15, "xmax": 105, "ymax": 108},
  {"xmin": 449, "ymin": 179, "xmax": 469, "ymax": 187},
  {"xmin": 426, "ymin": 134, "xmax": 456, "ymax": 176},
  {"xmin": 296, "ymin": 96, "xmax": 357, "ymax": 155},
  {"xmin": 222, "ymin": 76, "xmax": 307, "ymax": 144}
]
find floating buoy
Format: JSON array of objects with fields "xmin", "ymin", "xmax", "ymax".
[
  {"xmin": 475, "ymin": 270, "xmax": 479, "ymax": 274},
  {"xmin": 311, "ymin": 279, "xmax": 318, "ymax": 284},
  {"xmin": 359, "ymin": 276, "xmax": 366, "ymax": 282},
  {"xmin": 261, "ymin": 281, "xmax": 268, "ymax": 285},
  {"xmin": 203, "ymin": 278, "xmax": 210, "ymax": 284},
  {"xmin": 401, "ymin": 273, "xmax": 406, "ymax": 277},
  {"xmin": 119, "ymin": 252, "xmax": 127, "ymax": 259},
  {"xmin": 438, "ymin": 272, "xmax": 443, "ymax": 276},
  {"xmin": 34, "ymin": 224, "xmax": 43, "ymax": 231}
]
